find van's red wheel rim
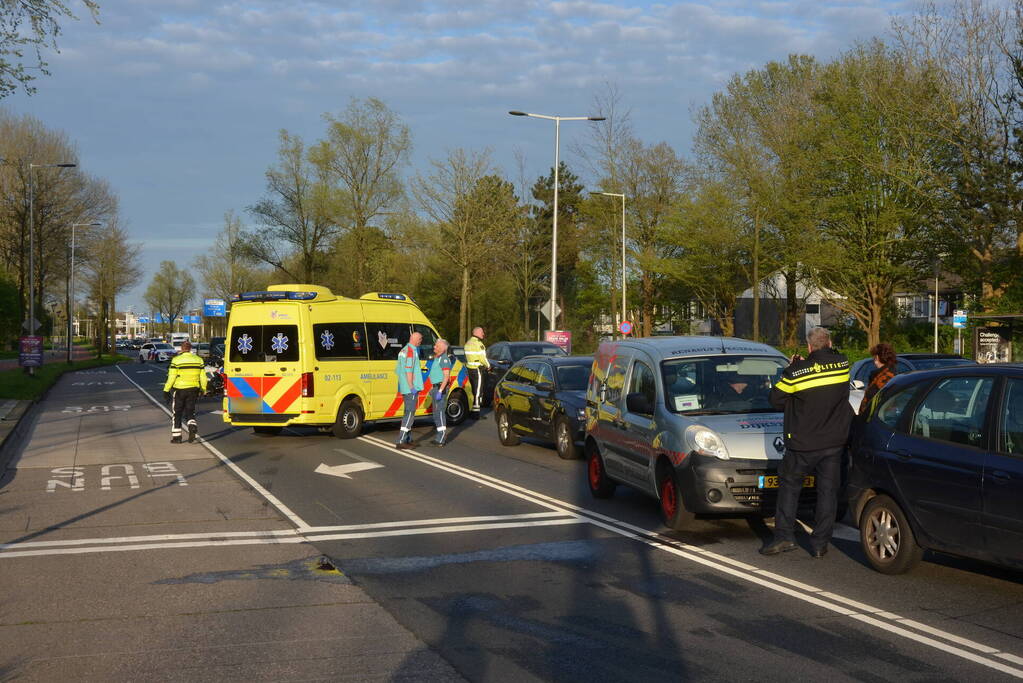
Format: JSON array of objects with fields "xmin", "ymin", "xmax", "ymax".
[
  {"xmin": 588, "ymin": 454, "xmax": 602, "ymax": 488},
  {"xmin": 661, "ymin": 476, "xmax": 678, "ymax": 520}
]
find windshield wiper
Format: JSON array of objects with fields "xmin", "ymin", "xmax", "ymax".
[{"xmin": 679, "ymin": 409, "xmax": 728, "ymax": 415}]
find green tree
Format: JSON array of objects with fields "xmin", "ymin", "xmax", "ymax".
[
  {"xmin": 244, "ymin": 130, "xmax": 338, "ymax": 283},
  {"xmin": 193, "ymin": 210, "xmax": 266, "ymax": 307},
  {"xmin": 0, "ymin": 0, "xmax": 99, "ymax": 97},
  {"xmin": 144, "ymin": 260, "xmax": 194, "ymax": 334},
  {"xmin": 81, "ymin": 219, "xmax": 141, "ymax": 355},
  {"xmin": 530, "ymin": 162, "xmax": 585, "ymax": 330}
]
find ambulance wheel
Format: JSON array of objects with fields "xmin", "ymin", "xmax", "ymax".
[
  {"xmin": 333, "ymin": 398, "xmax": 364, "ymax": 439},
  {"xmin": 252, "ymin": 426, "xmax": 282, "ymax": 435},
  {"xmin": 446, "ymin": 390, "xmax": 468, "ymax": 425}
]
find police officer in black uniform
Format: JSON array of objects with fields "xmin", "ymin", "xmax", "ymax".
[{"xmin": 761, "ymin": 327, "xmax": 853, "ymax": 558}]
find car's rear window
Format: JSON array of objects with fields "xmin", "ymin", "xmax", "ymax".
[
  {"xmin": 229, "ymin": 325, "xmax": 300, "ymax": 363},
  {"xmin": 511, "ymin": 345, "xmax": 567, "ymax": 362},
  {"xmin": 910, "ymin": 358, "xmax": 975, "ymax": 370},
  {"xmin": 557, "ymin": 364, "xmax": 590, "ymax": 391}
]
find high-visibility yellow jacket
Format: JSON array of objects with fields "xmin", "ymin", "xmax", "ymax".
[
  {"xmin": 463, "ymin": 336, "xmax": 490, "ymax": 370},
  {"xmin": 163, "ymin": 351, "xmax": 208, "ymax": 392}
]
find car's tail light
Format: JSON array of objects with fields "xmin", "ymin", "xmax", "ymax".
[{"xmin": 301, "ymin": 372, "xmax": 314, "ymax": 398}]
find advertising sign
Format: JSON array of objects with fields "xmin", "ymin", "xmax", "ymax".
[
  {"xmin": 544, "ymin": 330, "xmax": 572, "ymax": 354},
  {"xmin": 952, "ymin": 310, "xmax": 967, "ymax": 329},
  {"xmin": 203, "ymin": 298, "xmax": 226, "ymax": 317},
  {"xmin": 19, "ymin": 335, "xmax": 43, "ymax": 367},
  {"xmin": 975, "ymin": 327, "xmax": 1011, "ymax": 363}
]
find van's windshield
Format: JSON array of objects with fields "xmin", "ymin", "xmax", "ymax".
[
  {"xmin": 661, "ymin": 355, "xmax": 787, "ymax": 415},
  {"xmin": 229, "ymin": 325, "xmax": 300, "ymax": 363}
]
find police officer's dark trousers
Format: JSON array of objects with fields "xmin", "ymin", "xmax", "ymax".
[
  {"xmin": 773, "ymin": 445, "xmax": 843, "ymax": 551},
  {"xmin": 468, "ymin": 368, "xmax": 483, "ymax": 415},
  {"xmin": 171, "ymin": 387, "xmax": 201, "ymax": 440}
]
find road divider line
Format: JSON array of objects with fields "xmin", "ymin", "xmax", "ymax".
[
  {"xmin": 0, "ymin": 512, "xmax": 574, "ymax": 550},
  {"xmin": 116, "ymin": 365, "xmax": 311, "ymax": 530},
  {"xmin": 0, "ymin": 517, "xmax": 585, "ymax": 559},
  {"xmin": 358, "ymin": 434, "xmax": 1023, "ymax": 679}
]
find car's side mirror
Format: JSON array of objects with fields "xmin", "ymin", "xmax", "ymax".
[
  {"xmin": 536, "ymin": 381, "xmax": 554, "ymax": 393},
  {"xmin": 852, "ymin": 380, "xmax": 865, "ymax": 390},
  {"xmin": 626, "ymin": 392, "xmax": 653, "ymax": 415}
]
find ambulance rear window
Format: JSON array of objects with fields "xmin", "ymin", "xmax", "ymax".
[{"xmin": 229, "ymin": 325, "xmax": 300, "ymax": 363}]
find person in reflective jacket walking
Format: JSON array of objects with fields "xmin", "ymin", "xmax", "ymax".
[
  {"xmin": 463, "ymin": 327, "xmax": 490, "ymax": 419},
  {"xmin": 163, "ymin": 341, "xmax": 207, "ymax": 443}
]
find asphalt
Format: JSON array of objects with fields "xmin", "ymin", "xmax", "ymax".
[{"xmin": 0, "ymin": 359, "xmax": 1020, "ymax": 681}]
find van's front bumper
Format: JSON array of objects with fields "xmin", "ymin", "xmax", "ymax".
[{"xmin": 677, "ymin": 453, "xmax": 816, "ymax": 515}]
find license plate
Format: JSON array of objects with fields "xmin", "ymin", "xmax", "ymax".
[
  {"xmin": 230, "ymin": 397, "xmax": 262, "ymax": 414},
  {"xmin": 758, "ymin": 475, "xmax": 815, "ymax": 489}
]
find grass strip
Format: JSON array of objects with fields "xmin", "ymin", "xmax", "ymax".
[{"xmin": 0, "ymin": 355, "xmax": 131, "ymax": 400}]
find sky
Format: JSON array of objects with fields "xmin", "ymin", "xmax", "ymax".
[{"xmin": 3, "ymin": 0, "xmax": 910, "ymax": 313}]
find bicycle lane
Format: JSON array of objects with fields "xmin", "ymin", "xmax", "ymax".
[{"xmin": 0, "ymin": 364, "xmax": 462, "ymax": 680}]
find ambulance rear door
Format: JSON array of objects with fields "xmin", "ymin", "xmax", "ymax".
[{"xmin": 225, "ymin": 303, "xmax": 306, "ymax": 423}]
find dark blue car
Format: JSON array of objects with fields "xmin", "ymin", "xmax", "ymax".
[
  {"xmin": 849, "ymin": 364, "xmax": 1023, "ymax": 574},
  {"xmin": 493, "ymin": 355, "xmax": 593, "ymax": 460}
]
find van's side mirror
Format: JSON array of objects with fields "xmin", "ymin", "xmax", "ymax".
[{"xmin": 626, "ymin": 392, "xmax": 653, "ymax": 415}]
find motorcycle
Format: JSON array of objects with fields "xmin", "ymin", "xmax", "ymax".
[{"xmin": 205, "ymin": 354, "xmax": 225, "ymax": 397}]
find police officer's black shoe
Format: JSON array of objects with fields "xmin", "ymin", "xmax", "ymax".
[
  {"xmin": 811, "ymin": 546, "xmax": 828, "ymax": 559},
  {"xmin": 170, "ymin": 436, "xmax": 182, "ymax": 444},
  {"xmin": 187, "ymin": 424, "xmax": 197, "ymax": 443},
  {"xmin": 759, "ymin": 539, "xmax": 798, "ymax": 556}
]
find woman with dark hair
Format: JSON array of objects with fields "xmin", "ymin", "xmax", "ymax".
[{"xmin": 859, "ymin": 342, "xmax": 897, "ymax": 414}]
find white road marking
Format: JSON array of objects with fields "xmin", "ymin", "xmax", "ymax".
[
  {"xmin": 357, "ymin": 433, "xmax": 1023, "ymax": 679},
  {"xmin": 0, "ymin": 518, "xmax": 584, "ymax": 559},
  {"xmin": 315, "ymin": 448, "xmax": 385, "ymax": 478},
  {"xmin": 116, "ymin": 364, "xmax": 311, "ymax": 530},
  {"xmin": 0, "ymin": 513, "xmax": 574, "ymax": 551}
]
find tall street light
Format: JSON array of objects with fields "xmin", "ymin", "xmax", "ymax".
[
  {"xmin": 66, "ymin": 221, "xmax": 101, "ymax": 364},
  {"xmin": 27, "ymin": 162, "xmax": 77, "ymax": 375},
  {"xmin": 933, "ymin": 252, "xmax": 949, "ymax": 353},
  {"xmin": 509, "ymin": 110, "xmax": 605, "ymax": 331},
  {"xmin": 594, "ymin": 192, "xmax": 627, "ymax": 333}
]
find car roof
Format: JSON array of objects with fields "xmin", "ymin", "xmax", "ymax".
[
  {"xmin": 518, "ymin": 355, "xmax": 593, "ymax": 366},
  {"xmin": 602, "ymin": 335, "xmax": 784, "ymax": 360},
  {"xmin": 885, "ymin": 363, "xmax": 1023, "ymax": 388},
  {"xmin": 503, "ymin": 341, "xmax": 561, "ymax": 347},
  {"xmin": 898, "ymin": 353, "xmax": 969, "ymax": 361}
]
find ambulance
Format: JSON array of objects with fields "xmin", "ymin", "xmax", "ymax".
[{"xmin": 222, "ymin": 284, "xmax": 470, "ymax": 438}]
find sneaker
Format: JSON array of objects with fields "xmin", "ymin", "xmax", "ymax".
[
  {"xmin": 187, "ymin": 424, "xmax": 197, "ymax": 443},
  {"xmin": 170, "ymin": 436, "xmax": 182, "ymax": 444}
]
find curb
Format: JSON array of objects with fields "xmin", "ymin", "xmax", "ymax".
[{"xmin": 0, "ymin": 399, "xmax": 34, "ymax": 474}]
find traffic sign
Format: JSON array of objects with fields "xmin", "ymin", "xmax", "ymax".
[
  {"xmin": 203, "ymin": 298, "xmax": 226, "ymax": 317},
  {"xmin": 953, "ymin": 310, "xmax": 967, "ymax": 329},
  {"xmin": 21, "ymin": 317, "xmax": 40, "ymax": 333},
  {"xmin": 538, "ymin": 299, "xmax": 561, "ymax": 321},
  {"xmin": 619, "ymin": 320, "xmax": 633, "ymax": 335}
]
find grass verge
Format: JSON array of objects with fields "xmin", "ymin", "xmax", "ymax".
[{"xmin": 0, "ymin": 355, "xmax": 130, "ymax": 400}]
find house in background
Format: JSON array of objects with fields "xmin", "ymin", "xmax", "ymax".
[{"xmin": 732, "ymin": 271, "xmax": 842, "ymax": 344}]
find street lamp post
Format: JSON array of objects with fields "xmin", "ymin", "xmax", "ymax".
[
  {"xmin": 933, "ymin": 252, "xmax": 949, "ymax": 353},
  {"xmin": 26, "ymin": 162, "xmax": 77, "ymax": 375},
  {"xmin": 66, "ymin": 221, "xmax": 101, "ymax": 363},
  {"xmin": 595, "ymin": 192, "xmax": 627, "ymax": 333},
  {"xmin": 509, "ymin": 110, "xmax": 605, "ymax": 331}
]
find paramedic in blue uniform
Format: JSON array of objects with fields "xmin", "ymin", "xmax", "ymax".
[
  {"xmin": 395, "ymin": 331, "xmax": 423, "ymax": 449},
  {"xmin": 428, "ymin": 338, "xmax": 453, "ymax": 446}
]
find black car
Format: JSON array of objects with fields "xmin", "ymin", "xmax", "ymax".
[
  {"xmin": 482, "ymin": 341, "xmax": 567, "ymax": 405},
  {"xmin": 850, "ymin": 353, "xmax": 975, "ymax": 387},
  {"xmin": 493, "ymin": 355, "xmax": 593, "ymax": 460},
  {"xmin": 849, "ymin": 364, "xmax": 1023, "ymax": 574}
]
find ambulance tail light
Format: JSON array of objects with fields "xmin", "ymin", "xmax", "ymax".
[{"xmin": 301, "ymin": 372, "xmax": 314, "ymax": 398}]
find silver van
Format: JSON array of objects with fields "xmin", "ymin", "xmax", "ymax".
[{"xmin": 585, "ymin": 336, "xmax": 795, "ymax": 529}]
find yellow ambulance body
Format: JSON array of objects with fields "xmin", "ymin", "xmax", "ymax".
[{"xmin": 223, "ymin": 285, "xmax": 469, "ymax": 437}]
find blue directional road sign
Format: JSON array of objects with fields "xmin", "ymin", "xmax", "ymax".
[
  {"xmin": 953, "ymin": 310, "xmax": 967, "ymax": 329},
  {"xmin": 203, "ymin": 298, "xmax": 226, "ymax": 317}
]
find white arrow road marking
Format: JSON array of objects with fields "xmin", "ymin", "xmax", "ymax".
[{"xmin": 315, "ymin": 448, "xmax": 384, "ymax": 479}]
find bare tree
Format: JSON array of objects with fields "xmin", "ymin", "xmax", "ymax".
[{"xmin": 194, "ymin": 210, "xmax": 266, "ymax": 305}]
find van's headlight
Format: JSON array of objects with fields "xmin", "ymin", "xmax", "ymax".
[{"xmin": 685, "ymin": 425, "xmax": 730, "ymax": 460}]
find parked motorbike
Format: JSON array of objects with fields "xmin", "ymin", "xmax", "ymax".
[{"xmin": 205, "ymin": 354, "xmax": 225, "ymax": 397}]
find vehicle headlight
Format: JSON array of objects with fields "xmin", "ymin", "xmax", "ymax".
[
  {"xmin": 685, "ymin": 425, "xmax": 730, "ymax": 460},
  {"xmin": 576, "ymin": 408, "xmax": 586, "ymax": 421}
]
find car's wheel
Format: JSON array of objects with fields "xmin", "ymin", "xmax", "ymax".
[
  {"xmin": 445, "ymin": 389, "xmax": 468, "ymax": 425},
  {"xmin": 252, "ymin": 426, "xmax": 282, "ymax": 435},
  {"xmin": 497, "ymin": 408, "xmax": 519, "ymax": 446},
  {"xmin": 859, "ymin": 494, "xmax": 924, "ymax": 574},
  {"xmin": 587, "ymin": 443, "xmax": 616, "ymax": 498},
  {"xmin": 554, "ymin": 417, "xmax": 580, "ymax": 460},
  {"xmin": 658, "ymin": 467, "xmax": 695, "ymax": 530},
  {"xmin": 332, "ymin": 398, "xmax": 364, "ymax": 439}
]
